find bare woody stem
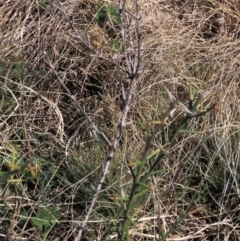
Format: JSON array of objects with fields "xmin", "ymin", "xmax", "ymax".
[{"xmin": 50, "ymin": 1, "xmax": 141, "ymax": 240}]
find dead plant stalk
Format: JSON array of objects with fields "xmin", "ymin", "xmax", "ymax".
[{"xmin": 49, "ymin": 1, "xmax": 141, "ymax": 240}]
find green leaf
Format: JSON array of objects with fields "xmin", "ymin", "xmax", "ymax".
[
  {"xmin": 107, "ymin": 6, "xmax": 120, "ymax": 24},
  {"xmin": 94, "ymin": 5, "xmax": 107, "ymax": 23},
  {"xmin": 147, "ymin": 149, "xmax": 160, "ymax": 160},
  {"xmin": 94, "ymin": 5, "xmax": 120, "ymax": 24},
  {"xmin": 32, "ymin": 208, "xmax": 60, "ymax": 227},
  {"xmin": 39, "ymin": 1, "xmax": 51, "ymax": 11}
]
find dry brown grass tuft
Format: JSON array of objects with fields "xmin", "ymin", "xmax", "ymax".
[{"xmin": 1, "ymin": 0, "xmax": 240, "ymax": 240}]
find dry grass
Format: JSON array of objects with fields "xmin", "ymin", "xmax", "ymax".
[{"xmin": 1, "ymin": 0, "xmax": 240, "ymax": 240}]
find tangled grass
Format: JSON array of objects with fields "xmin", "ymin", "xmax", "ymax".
[{"xmin": 1, "ymin": 0, "xmax": 240, "ymax": 240}]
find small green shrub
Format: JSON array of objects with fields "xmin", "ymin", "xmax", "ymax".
[
  {"xmin": 111, "ymin": 37, "xmax": 123, "ymax": 52},
  {"xmin": 94, "ymin": 4, "xmax": 120, "ymax": 24}
]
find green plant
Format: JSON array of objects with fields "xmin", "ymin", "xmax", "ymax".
[
  {"xmin": 0, "ymin": 144, "xmax": 41, "ymax": 185},
  {"xmin": 0, "ymin": 60, "xmax": 24, "ymax": 79},
  {"xmin": 101, "ymin": 86, "xmax": 217, "ymax": 241},
  {"xmin": 38, "ymin": 1, "xmax": 51, "ymax": 12},
  {"xmin": 32, "ymin": 208, "xmax": 60, "ymax": 238},
  {"xmin": 0, "ymin": 62, "xmax": 6, "ymax": 76},
  {"xmin": 94, "ymin": 4, "xmax": 120, "ymax": 24},
  {"xmin": 111, "ymin": 37, "xmax": 123, "ymax": 52},
  {"xmin": 10, "ymin": 61, "xmax": 24, "ymax": 79}
]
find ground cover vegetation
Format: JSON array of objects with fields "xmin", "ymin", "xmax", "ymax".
[{"xmin": 1, "ymin": 0, "xmax": 240, "ymax": 240}]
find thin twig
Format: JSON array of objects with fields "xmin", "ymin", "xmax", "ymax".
[
  {"xmin": 49, "ymin": 1, "xmax": 141, "ymax": 240},
  {"xmin": 72, "ymin": 0, "xmax": 141, "ymax": 240}
]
